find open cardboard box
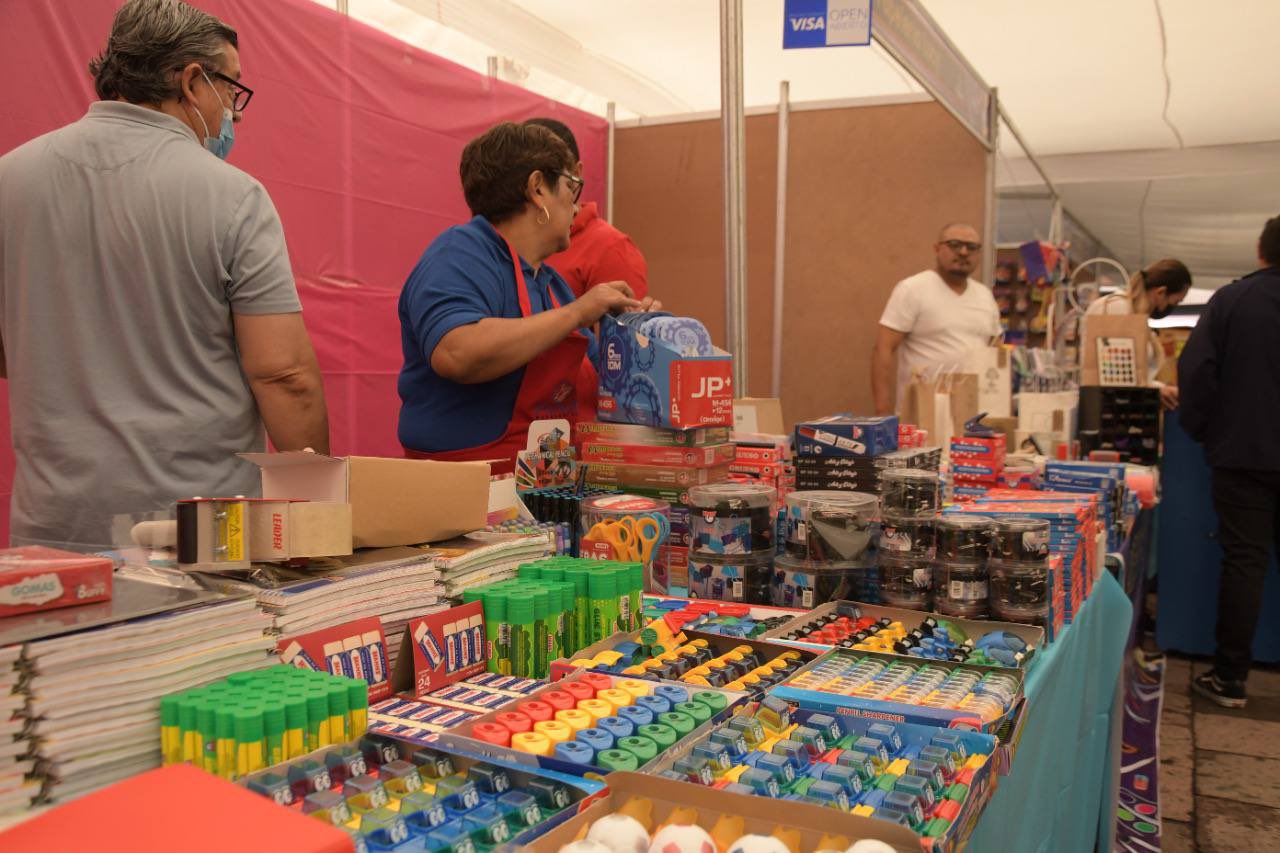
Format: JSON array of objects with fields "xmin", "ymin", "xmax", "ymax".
[
  {"xmin": 755, "ymin": 600, "xmax": 1046, "ymax": 670},
  {"xmin": 635, "ymin": 703, "xmax": 1001, "ymax": 852},
  {"xmin": 238, "ymin": 452, "xmax": 490, "ymax": 548},
  {"xmin": 524, "ymin": 771, "xmax": 923, "ymax": 853}
]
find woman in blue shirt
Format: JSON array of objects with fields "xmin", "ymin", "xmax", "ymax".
[{"xmin": 397, "ymin": 122, "xmax": 655, "ymax": 473}]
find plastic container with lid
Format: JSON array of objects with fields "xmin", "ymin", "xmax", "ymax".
[
  {"xmin": 770, "ymin": 553, "xmax": 876, "ymax": 609},
  {"xmin": 991, "ymin": 517, "xmax": 1051, "ymax": 563},
  {"xmin": 579, "ymin": 494, "xmax": 672, "ymax": 593},
  {"xmin": 688, "ymin": 552, "xmax": 774, "ymax": 604},
  {"xmin": 878, "ymin": 553, "xmax": 934, "ymax": 609},
  {"xmin": 933, "ymin": 559, "xmax": 989, "ymax": 619},
  {"xmin": 782, "ymin": 490, "xmax": 879, "ymax": 562},
  {"xmin": 935, "ymin": 515, "xmax": 995, "ymax": 562},
  {"xmin": 688, "ymin": 482, "xmax": 776, "ymax": 557},
  {"xmin": 877, "ymin": 512, "xmax": 935, "ymax": 557},
  {"xmin": 879, "ymin": 469, "xmax": 942, "ymax": 517},
  {"xmin": 989, "ymin": 558, "xmax": 1049, "ymax": 625}
]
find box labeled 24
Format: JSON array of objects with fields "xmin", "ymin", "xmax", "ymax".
[{"xmin": 596, "ymin": 315, "xmax": 734, "ymax": 429}]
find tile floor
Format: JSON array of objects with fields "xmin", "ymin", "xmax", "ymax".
[{"xmin": 1160, "ymin": 654, "xmax": 1280, "ymax": 851}]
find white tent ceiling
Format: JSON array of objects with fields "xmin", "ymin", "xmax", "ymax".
[{"xmin": 323, "ymin": 0, "xmax": 1280, "ymax": 286}]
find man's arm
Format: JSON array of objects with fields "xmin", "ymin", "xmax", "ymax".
[
  {"xmin": 432, "ymin": 282, "xmax": 639, "ymax": 384},
  {"xmin": 1177, "ymin": 293, "xmax": 1223, "ymax": 442},
  {"xmin": 871, "ymin": 324, "xmax": 908, "ymax": 416},
  {"xmin": 234, "ymin": 312, "xmax": 329, "ymax": 454}
]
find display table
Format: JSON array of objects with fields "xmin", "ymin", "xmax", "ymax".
[{"xmin": 967, "ymin": 571, "xmax": 1132, "ymax": 852}]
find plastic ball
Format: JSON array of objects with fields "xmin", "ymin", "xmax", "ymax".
[
  {"xmin": 649, "ymin": 823, "xmax": 716, "ymax": 853},
  {"xmin": 562, "ymin": 842, "xmax": 612, "ymax": 853},
  {"xmin": 846, "ymin": 841, "xmax": 897, "ymax": 853},
  {"xmin": 588, "ymin": 814, "xmax": 651, "ymax": 853},
  {"xmin": 727, "ymin": 835, "xmax": 791, "ymax": 853}
]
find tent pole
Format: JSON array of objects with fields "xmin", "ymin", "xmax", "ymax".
[
  {"xmin": 771, "ymin": 81, "xmax": 789, "ymax": 400},
  {"xmin": 982, "ymin": 87, "xmax": 998, "ymax": 286},
  {"xmin": 606, "ymin": 102, "xmax": 616, "ymax": 223},
  {"xmin": 720, "ymin": 0, "xmax": 748, "ymax": 393}
]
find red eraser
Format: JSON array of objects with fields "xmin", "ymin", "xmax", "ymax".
[
  {"xmin": 562, "ymin": 681, "xmax": 596, "ymax": 702},
  {"xmin": 496, "ymin": 711, "xmax": 533, "ymax": 734},
  {"xmin": 541, "ymin": 690, "xmax": 576, "ymax": 711},
  {"xmin": 516, "ymin": 701, "xmax": 554, "ymax": 722},
  {"xmin": 955, "ymin": 767, "xmax": 975, "ymax": 786},
  {"xmin": 472, "ymin": 723, "xmax": 512, "ymax": 746},
  {"xmin": 581, "ymin": 672, "xmax": 614, "ymax": 693},
  {"xmin": 935, "ymin": 799, "xmax": 961, "ymax": 822}
]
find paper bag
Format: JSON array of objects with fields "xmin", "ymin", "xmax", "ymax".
[
  {"xmin": 901, "ymin": 373, "xmax": 978, "ymax": 448},
  {"xmin": 1081, "ymin": 314, "xmax": 1152, "ymax": 386}
]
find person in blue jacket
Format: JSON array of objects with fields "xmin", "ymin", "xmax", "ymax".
[
  {"xmin": 1180, "ymin": 215, "xmax": 1280, "ymax": 708},
  {"xmin": 397, "ymin": 122, "xmax": 656, "ymax": 474}
]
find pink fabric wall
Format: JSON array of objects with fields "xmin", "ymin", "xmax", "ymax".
[{"xmin": 0, "ymin": 0, "xmax": 609, "ymax": 545}]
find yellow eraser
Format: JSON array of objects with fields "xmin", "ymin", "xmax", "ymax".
[
  {"xmin": 853, "ymin": 805, "xmax": 875, "ymax": 817},
  {"xmin": 886, "ymin": 758, "xmax": 910, "ymax": 776},
  {"xmin": 533, "ymin": 720, "xmax": 574, "ymax": 744},
  {"xmin": 965, "ymin": 753, "xmax": 989, "ymax": 771}
]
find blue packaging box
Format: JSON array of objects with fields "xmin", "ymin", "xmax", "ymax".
[
  {"xmin": 795, "ymin": 415, "xmax": 899, "ymax": 458},
  {"xmin": 596, "ymin": 315, "xmax": 734, "ymax": 430}
]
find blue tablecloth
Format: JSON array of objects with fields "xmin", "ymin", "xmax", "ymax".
[{"xmin": 967, "ymin": 571, "xmax": 1132, "ymax": 852}]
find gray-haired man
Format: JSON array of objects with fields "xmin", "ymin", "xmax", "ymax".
[{"xmin": 0, "ymin": 0, "xmax": 328, "ymax": 550}]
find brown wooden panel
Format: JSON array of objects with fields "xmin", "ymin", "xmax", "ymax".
[{"xmin": 613, "ymin": 100, "xmax": 987, "ymax": 427}]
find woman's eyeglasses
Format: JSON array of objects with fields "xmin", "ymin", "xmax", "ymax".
[{"xmin": 557, "ymin": 171, "xmax": 584, "ymax": 204}]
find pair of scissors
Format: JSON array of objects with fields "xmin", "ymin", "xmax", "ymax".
[{"xmin": 585, "ymin": 515, "xmax": 665, "ymax": 563}]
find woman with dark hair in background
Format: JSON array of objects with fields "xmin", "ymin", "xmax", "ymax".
[
  {"xmin": 396, "ymin": 122, "xmax": 657, "ymax": 473},
  {"xmin": 1086, "ymin": 258, "xmax": 1193, "ymax": 409}
]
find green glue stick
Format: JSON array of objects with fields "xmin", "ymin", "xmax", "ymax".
[
  {"xmin": 611, "ymin": 566, "xmax": 631, "ymax": 633},
  {"xmin": 263, "ymin": 699, "xmax": 287, "ymax": 768},
  {"xmin": 564, "ymin": 567, "xmax": 591, "ymax": 655},
  {"xmin": 628, "ymin": 564, "xmax": 645, "ymax": 631},
  {"xmin": 481, "ymin": 588, "xmax": 510, "ymax": 675},
  {"xmin": 508, "ymin": 594, "xmax": 535, "ymax": 678},
  {"xmin": 531, "ymin": 585, "xmax": 550, "ymax": 679},
  {"xmin": 589, "ymin": 570, "xmax": 617, "ymax": 644}
]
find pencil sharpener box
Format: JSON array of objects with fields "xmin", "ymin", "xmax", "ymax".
[
  {"xmin": 595, "ymin": 315, "xmax": 734, "ymax": 430},
  {"xmin": 795, "ymin": 415, "xmax": 899, "ymax": 457},
  {"xmin": 0, "ymin": 546, "xmax": 113, "ymax": 616}
]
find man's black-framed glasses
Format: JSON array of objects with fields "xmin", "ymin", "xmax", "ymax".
[
  {"xmin": 208, "ymin": 70, "xmax": 253, "ymax": 112},
  {"xmin": 557, "ymin": 171, "xmax": 585, "ymax": 204},
  {"xmin": 942, "ymin": 239, "xmax": 982, "ymax": 253}
]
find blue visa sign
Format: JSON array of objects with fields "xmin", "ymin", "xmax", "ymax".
[{"xmin": 783, "ymin": 0, "xmax": 873, "ymax": 49}]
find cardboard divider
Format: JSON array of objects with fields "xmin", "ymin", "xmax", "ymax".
[
  {"xmin": 523, "ymin": 770, "xmax": 923, "ymax": 852},
  {"xmin": 757, "ymin": 600, "xmax": 1045, "ymax": 669}
]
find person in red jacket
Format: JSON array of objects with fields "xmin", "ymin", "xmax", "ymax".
[{"xmin": 526, "ymin": 118, "xmax": 651, "ymax": 425}]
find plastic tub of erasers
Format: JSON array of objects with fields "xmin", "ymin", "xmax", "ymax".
[
  {"xmin": 757, "ymin": 601, "xmax": 1044, "ymax": 670},
  {"xmin": 523, "ymin": 771, "xmax": 924, "ymax": 853},
  {"xmin": 638, "ymin": 697, "xmax": 1002, "ymax": 846},
  {"xmin": 430, "ymin": 669, "xmax": 747, "ymax": 780},
  {"xmin": 237, "ymin": 729, "xmax": 603, "ymax": 850},
  {"xmin": 768, "ymin": 647, "xmax": 1024, "ymax": 735}
]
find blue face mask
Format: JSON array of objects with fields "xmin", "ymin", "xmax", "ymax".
[{"xmin": 192, "ymin": 71, "xmax": 235, "ymax": 160}]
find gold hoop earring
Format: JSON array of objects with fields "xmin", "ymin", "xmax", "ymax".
[{"xmin": 536, "ymin": 205, "xmax": 550, "ymax": 226}]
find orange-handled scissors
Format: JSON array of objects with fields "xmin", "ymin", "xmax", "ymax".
[{"xmin": 585, "ymin": 515, "xmax": 664, "ymax": 562}]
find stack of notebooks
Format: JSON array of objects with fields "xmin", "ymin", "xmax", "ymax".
[
  {"xmin": 255, "ymin": 547, "xmax": 445, "ymax": 675},
  {"xmin": 23, "ymin": 597, "xmax": 273, "ymax": 804},
  {"xmin": 422, "ymin": 533, "xmax": 552, "ymax": 601},
  {"xmin": 0, "ymin": 644, "xmax": 34, "ymax": 816}
]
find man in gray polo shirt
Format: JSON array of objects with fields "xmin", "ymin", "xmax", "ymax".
[{"xmin": 0, "ymin": 0, "xmax": 329, "ymax": 550}]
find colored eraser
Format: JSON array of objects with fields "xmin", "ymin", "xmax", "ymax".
[
  {"xmin": 517, "ymin": 701, "xmax": 555, "ymax": 722},
  {"xmin": 618, "ymin": 705, "xmax": 655, "ymax": 728},
  {"xmin": 472, "ymin": 722, "xmax": 513, "ymax": 747},
  {"xmin": 555, "ymin": 740, "xmax": 595, "ymax": 765},
  {"xmin": 597, "ymin": 716, "xmax": 635, "ymax": 742},
  {"xmin": 496, "ymin": 711, "xmax": 534, "ymax": 734},
  {"xmin": 578, "ymin": 727, "xmax": 615, "ymax": 753}
]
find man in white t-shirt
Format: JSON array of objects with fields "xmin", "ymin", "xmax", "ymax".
[{"xmin": 871, "ymin": 223, "xmax": 1002, "ymax": 415}]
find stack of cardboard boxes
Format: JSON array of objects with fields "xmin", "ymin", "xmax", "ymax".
[{"xmin": 949, "ymin": 434, "xmax": 1007, "ymax": 502}]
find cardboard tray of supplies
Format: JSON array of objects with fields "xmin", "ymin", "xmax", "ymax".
[
  {"xmin": 524, "ymin": 770, "xmax": 924, "ymax": 852},
  {"xmin": 757, "ymin": 600, "xmax": 1045, "ymax": 671},
  {"xmin": 426, "ymin": 670, "xmax": 748, "ymax": 779}
]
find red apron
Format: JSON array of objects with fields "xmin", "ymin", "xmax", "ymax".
[{"xmin": 404, "ymin": 237, "xmax": 588, "ymax": 476}]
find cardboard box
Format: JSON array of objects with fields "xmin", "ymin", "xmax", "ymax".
[
  {"xmin": 238, "ymin": 452, "xmax": 489, "ymax": 548},
  {"xmin": 733, "ymin": 397, "xmax": 786, "ymax": 435},
  {"xmin": 596, "ymin": 315, "xmax": 734, "ymax": 429},
  {"xmin": 579, "ymin": 440, "xmax": 735, "ymax": 467},
  {"xmin": 582, "ymin": 461, "xmax": 731, "ymax": 489},
  {"xmin": 0, "ymin": 546, "xmax": 113, "ymax": 617},
  {"xmin": 575, "ymin": 421, "xmax": 731, "ymax": 447},
  {"xmin": 524, "ymin": 771, "xmax": 922, "ymax": 853},
  {"xmin": 246, "ymin": 500, "xmax": 352, "ymax": 561}
]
